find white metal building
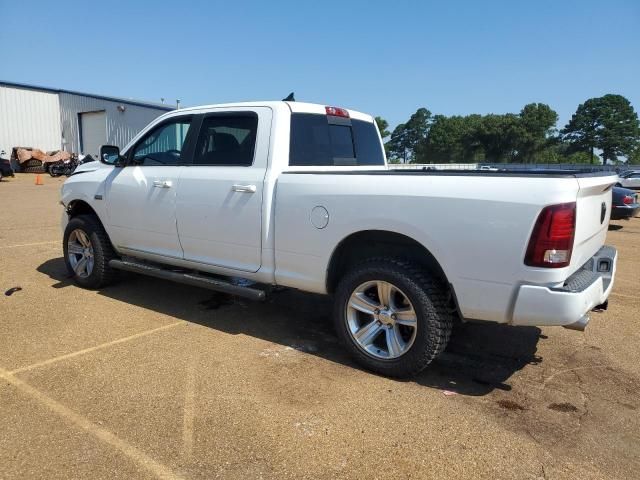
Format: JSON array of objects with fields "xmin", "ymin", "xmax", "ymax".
[{"xmin": 0, "ymin": 81, "xmax": 173, "ymax": 159}]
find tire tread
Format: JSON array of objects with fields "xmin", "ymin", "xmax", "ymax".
[
  {"xmin": 64, "ymin": 214, "xmax": 118, "ymax": 289},
  {"xmin": 334, "ymin": 256, "xmax": 453, "ymax": 377}
]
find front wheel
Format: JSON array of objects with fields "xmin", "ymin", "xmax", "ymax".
[
  {"xmin": 63, "ymin": 214, "xmax": 118, "ymax": 289},
  {"xmin": 333, "ymin": 258, "xmax": 453, "ymax": 378}
]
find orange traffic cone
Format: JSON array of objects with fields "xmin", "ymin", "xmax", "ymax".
[{"xmin": 35, "ymin": 174, "xmax": 44, "ymax": 186}]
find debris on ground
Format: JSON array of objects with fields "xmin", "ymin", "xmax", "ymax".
[
  {"xmin": 548, "ymin": 402, "xmax": 579, "ymax": 413},
  {"xmin": 496, "ymin": 399, "xmax": 526, "ymax": 411},
  {"xmin": 4, "ymin": 286, "xmax": 22, "ymax": 296}
]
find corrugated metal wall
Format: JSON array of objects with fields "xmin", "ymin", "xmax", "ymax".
[
  {"xmin": 0, "ymin": 85, "xmax": 62, "ymax": 156},
  {"xmin": 59, "ymin": 93, "xmax": 168, "ymax": 154}
]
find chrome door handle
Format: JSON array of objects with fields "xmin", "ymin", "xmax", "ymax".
[
  {"xmin": 232, "ymin": 184, "xmax": 256, "ymax": 193},
  {"xmin": 153, "ymin": 180, "xmax": 173, "ymax": 188}
]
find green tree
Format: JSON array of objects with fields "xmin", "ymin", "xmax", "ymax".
[
  {"xmin": 420, "ymin": 114, "xmax": 482, "ymax": 163},
  {"xmin": 375, "ymin": 116, "xmax": 390, "ymax": 139},
  {"xmin": 566, "ymin": 151, "xmax": 597, "ymax": 164},
  {"xmin": 562, "ymin": 94, "xmax": 640, "ymax": 164},
  {"xmin": 386, "ymin": 123, "xmax": 409, "ymax": 162},
  {"xmin": 386, "ymin": 108, "xmax": 432, "ymax": 163},
  {"xmin": 476, "ymin": 114, "xmax": 524, "ymax": 162},
  {"xmin": 404, "ymin": 108, "xmax": 432, "ymax": 163},
  {"xmin": 628, "ymin": 147, "xmax": 640, "ymax": 165},
  {"xmin": 518, "ymin": 103, "xmax": 559, "ymax": 163}
]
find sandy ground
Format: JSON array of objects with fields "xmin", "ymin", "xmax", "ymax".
[{"xmin": 1, "ymin": 173, "xmax": 639, "ymax": 480}]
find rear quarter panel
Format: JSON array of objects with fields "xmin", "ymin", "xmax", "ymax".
[{"xmin": 273, "ymin": 173, "xmax": 581, "ymax": 323}]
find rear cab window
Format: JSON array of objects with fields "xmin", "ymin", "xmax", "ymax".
[{"xmin": 289, "ymin": 112, "xmax": 385, "ymax": 167}]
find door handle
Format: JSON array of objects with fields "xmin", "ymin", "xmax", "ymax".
[
  {"xmin": 153, "ymin": 180, "xmax": 173, "ymax": 188},
  {"xmin": 232, "ymin": 184, "xmax": 257, "ymax": 193}
]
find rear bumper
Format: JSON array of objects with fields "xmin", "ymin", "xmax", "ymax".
[
  {"xmin": 512, "ymin": 245, "xmax": 617, "ymax": 329},
  {"xmin": 611, "ymin": 204, "xmax": 640, "ymax": 220}
]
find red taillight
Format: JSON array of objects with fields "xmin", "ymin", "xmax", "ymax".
[
  {"xmin": 325, "ymin": 106, "xmax": 350, "ymax": 118},
  {"xmin": 525, "ymin": 202, "xmax": 576, "ymax": 268},
  {"xmin": 623, "ymin": 195, "xmax": 633, "ymax": 205}
]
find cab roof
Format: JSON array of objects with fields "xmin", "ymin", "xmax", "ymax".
[{"xmin": 168, "ymin": 101, "xmax": 373, "ymax": 122}]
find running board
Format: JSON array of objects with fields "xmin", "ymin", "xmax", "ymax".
[{"xmin": 108, "ymin": 259, "xmax": 266, "ymax": 301}]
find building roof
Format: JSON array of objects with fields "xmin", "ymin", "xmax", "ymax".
[{"xmin": 0, "ymin": 80, "xmax": 174, "ymax": 111}]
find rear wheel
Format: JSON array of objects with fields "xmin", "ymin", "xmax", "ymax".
[
  {"xmin": 22, "ymin": 166, "xmax": 46, "ymax": 174},
  {"xmin": 63, "ymin": 215, "xmax": 118, "ymax": 289},
  {"xmin": 333, "ymin": 258, "xmax": 453, "ymax": 378}
]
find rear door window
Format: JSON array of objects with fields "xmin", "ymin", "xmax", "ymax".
[
  {"xmin": 289, "ymin": 113, "xmax": 385, "ymax": 166},
  {"xmin": 193, "ymin": 114, "xmax": 258, "ymax": 166}
]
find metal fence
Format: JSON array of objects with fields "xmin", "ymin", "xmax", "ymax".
[{"xmin": 389, "ymin": 162, "xmax": 630, "ymax": 173}]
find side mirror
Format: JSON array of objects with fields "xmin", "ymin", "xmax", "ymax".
[{"xmin": 99, "ymin": 145, "xmax": 125, "ymax": 167}]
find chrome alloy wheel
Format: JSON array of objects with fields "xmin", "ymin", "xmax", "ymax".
[
  {"xmin": 67, "ymin": 229, "xmax": 95, "ymax": 278},
  {"xmin": 345, "ymin": 280, "xmax": 418, "ymax": 360}
]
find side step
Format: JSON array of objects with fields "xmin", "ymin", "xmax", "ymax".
[{"xmin": 108, "ymin": 259, "xmax": 267, "ymax": 301}]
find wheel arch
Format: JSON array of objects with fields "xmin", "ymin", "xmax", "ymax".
[
  {"xmin": 65, "ymin": 200, "xmax": 112, "ymax": 244},
  {"xmin": 66, "ymin": 199, "xmax": 99, "ymax": 219},
  {"xmin": 325, "ymin": 230, "xmax": 451, "ymax": 294}
]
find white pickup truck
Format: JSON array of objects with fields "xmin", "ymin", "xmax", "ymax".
[{"xmin": 60, "ymin": 101, "xmax": 618, "ymax": 377}]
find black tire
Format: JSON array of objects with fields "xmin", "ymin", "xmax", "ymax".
[
  {"xmin": 63, "ymin": 214, "xmax": 118, "ymax": 289},
  {"xmin": 22, "ymin": 166, "xmax": 46, "ymax": 174},
  {"xmin": 615, "ymin": 183, "xmax": 622, "ymax": 187},
  {"xmin": 333, "ymin": 258, "xmax": 453, "ymax": 378},
  {"xmin": 22, "ymin": 159, "xmax": 43, "ymax": 168}
]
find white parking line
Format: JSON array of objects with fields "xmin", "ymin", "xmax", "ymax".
[
  {"xmin": 181, "ymin": 356, "xmax": 197, "ymax": 460},
  {"xmin": 10, "ymin": 321, "xmax": 186, "ymax": 374},
  {"xmin": 610, "ymin": 291, "xmax": 637, "ymax": 300},
  {"xmin": 1, "ymin": 240, "xmax": 59, "ymax": 249},
  {"xmin": 0, "ymin": 367, "xmax": 183, "ymax": 480}
]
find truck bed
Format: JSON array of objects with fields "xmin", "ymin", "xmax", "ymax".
[
  {"xmin": 284, "ymin": 168, "xmax": 615, "ymax": 178},
  {"xmin": 275, "ymin": 169, "xmax": 617, "ymax": 325}
]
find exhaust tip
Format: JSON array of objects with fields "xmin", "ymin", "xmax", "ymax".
[{"xmin": 563, "ymin": 314, "xmax": 590, "ymax": 332}]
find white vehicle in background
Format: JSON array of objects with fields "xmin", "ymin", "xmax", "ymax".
[
  {"xmin": 60, "ymin": 100, "xmax": 618, "ymax": 377},
  {"xmin": 478, "ymin": 165, "xmax": 499, "ymax": 171},
  {"xmin": 617, "ymin": 171, "xmax": 640, "ymax": 189}
]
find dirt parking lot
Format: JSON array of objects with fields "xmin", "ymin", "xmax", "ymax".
[{"xmin": 1, "ymin": 173, "xmax": 639, "ymax": 479}]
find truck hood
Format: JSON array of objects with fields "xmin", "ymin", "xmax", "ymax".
[{"xmin": 72, "ymin": 161, "xmax": 108, "ymax": 175}]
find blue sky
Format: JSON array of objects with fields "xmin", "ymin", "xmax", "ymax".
[{"xmin": 1, "ymin": 0, "xmax": 638, "ymax": 130}]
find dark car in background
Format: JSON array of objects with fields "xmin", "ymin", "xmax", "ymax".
[
  {"xmin": 0, "ymin": 151, "xmax": 15, "ymax": 181},
  {"xmin": 611, "ymin": 186, "xmax": 640, "ymax": 220}
]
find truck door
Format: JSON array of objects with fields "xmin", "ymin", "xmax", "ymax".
[
  {"xmin": 105, "ymin": 116, "xmax": 195, "ymax": 259},
  {"xmin": 176, "ymin": 108, "xmax": 272, "ymax": 272}
]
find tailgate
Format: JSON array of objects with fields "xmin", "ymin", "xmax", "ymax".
[{"xmin": 571, "ymin": 174, "xmax": 618, "ymax": 271}]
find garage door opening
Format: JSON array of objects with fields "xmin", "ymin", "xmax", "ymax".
[{"xmin": 79, "ymin": 111, "xmax": 106, "ymax": 158}]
